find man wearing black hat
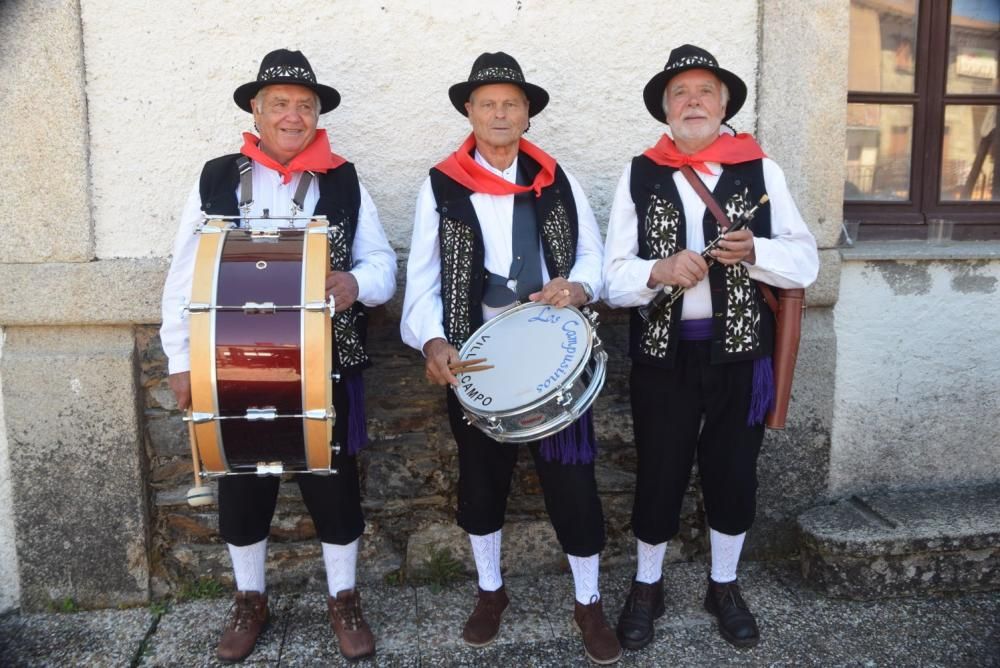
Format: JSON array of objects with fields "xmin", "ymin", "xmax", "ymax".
[
  {"xmin": 160, "ymin": 49, "xmax": 396, "ymax": 662},
  {"xmin": 603, "ymin": 45, "xmax": 818, "ymax": 651},
  {"xmin": 401, "ymin": 52, "xmax": 620, "ymax": 665}
]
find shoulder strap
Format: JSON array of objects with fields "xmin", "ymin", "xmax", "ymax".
[
  {"xmin": 292, "ymin": 170, "xmax": 314, "ymax": 214},
  {"xmin": 679, "ymin": 165, "xmax": 731, "ymax": 232},
  {"xmin": 236, "ymin": 156, "xmax": 253, "ymax": 213},
  {"xmin": 679, "ymin": 165, "xmax": 779, "ymax": 312}
]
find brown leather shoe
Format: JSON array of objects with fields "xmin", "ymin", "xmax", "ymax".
[
  {"xmin": 462, "ymin": 585, "xmax": 509, "ymax": 647},
  {"xmin": 216, "ymin": 591, "xmax": 269, "ymax": 663},
  {"xmin": 327, "ymin": 589, "xmax": 376, "ymax": 659},
  {"xmin": 574, "ymin": 596, "xmax": 623, "ymax": 665}
]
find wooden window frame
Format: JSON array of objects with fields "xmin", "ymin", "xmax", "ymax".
[{"xmin": 846, "ymin": 0, "xmax": 1000, "ymax": 240}]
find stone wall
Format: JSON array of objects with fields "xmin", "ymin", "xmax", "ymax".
[
  {"xmin": 140, "ymin": 307, "xmax": 717, "ymax": 593},
  {"xmin": 0, "ymin": 0, "xmax": 855, "ymax": 612},
  {"xmin": 832, "ymin": 247, "xmax": 1000, "ymax": 496},
  {"xmin": 0, "ymin": 334, "xmax": 18, "ymax": 612}
]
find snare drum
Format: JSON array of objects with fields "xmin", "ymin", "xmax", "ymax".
[
  {"xmin": 454, "ymin": 302, "xmax": 607, "ymax": 443},
  {"xmin": 186, "ymin": 218, "xmax": 335, "ymax": 475}
]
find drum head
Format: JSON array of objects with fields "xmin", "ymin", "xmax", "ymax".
[{"xmin": 455, "ymin": 303, "xmax": 592, "ymax": 413}]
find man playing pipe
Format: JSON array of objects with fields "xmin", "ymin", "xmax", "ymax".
[{"xmin": 603, "ymin": 44, "xmax": 818, "ymax": 651}]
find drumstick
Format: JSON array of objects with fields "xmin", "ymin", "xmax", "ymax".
[
  {"xmin": 185, "ymin": 410, "xmax": 215, "ymax": 507},
  {"xmin": 453, "ymin": 364, "xmax": 494, "ymax": 374},
  {"xmin": 448, "ymin": 358, "xmax": 488, "ymax": 371}
]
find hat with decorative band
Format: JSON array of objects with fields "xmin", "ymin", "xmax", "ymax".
[
  {"xmin": 233, "ymin": 49, "xmax": 340, "ymax": 114},
  {"xmin": 448, "ymin": 51, "xmax": 549, "ymax": 117},
  {"xmin": 642, "ymin": 44, "xmax": 747, "ymax": 123}
]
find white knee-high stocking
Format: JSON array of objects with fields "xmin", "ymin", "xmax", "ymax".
[
  {"xmin": 227, "ymin": 538, "xmax": 267, "ymax": 593},
  {"xmin": 709, "ymin": 529, "xmax": 746, "ymax": 583},
  {"xmin": 635, "ymin": 539, "xmax": 667, "ymax": 584},
  {"xmin": 567, "ymin": 553, "xmax": 600, "ymax": 605},
  {"xmin": 469, "ymin": 530, "xmax": 503, "ymax": 591},
  {"xmin": 322, "ymin": 538, "xmax": 359, "ymax": 597}
]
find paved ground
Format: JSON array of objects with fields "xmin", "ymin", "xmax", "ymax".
[{"xmin": 1, "ymin": 561, "xmax": 997, "ymax": 667}]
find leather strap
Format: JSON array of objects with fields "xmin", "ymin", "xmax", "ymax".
[
  {"xmin": 758, "ymin": 282, "xmax": 779, "ymax": 313},
  {"xmin": 679, "ymin": 165, "xmax": 779, "ymax": 313},
  {"xmin": 679, "ymin": 165, "xmax": 731, "ymax": 232}
]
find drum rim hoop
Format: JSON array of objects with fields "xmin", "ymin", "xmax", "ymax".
[{"xmin": 454, "ymin": 302, "xmax": 596, "ymax": 415}]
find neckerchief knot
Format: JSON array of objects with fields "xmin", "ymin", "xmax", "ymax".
[
  {"xmin": 239, "ymin": 129, "xmax": 346, "ymax": 184},
  {"xmin": 643, "ymin": 132, "xmax": 766, "ymax": 174},
  {"xmin": 434, "ymin": 133, "xmax": 557, "ymax": 197}
]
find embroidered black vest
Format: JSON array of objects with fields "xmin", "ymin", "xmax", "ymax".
[
  {"xmin": 199, "ymin": 153, "xmax": 370, "ymax": 373},
  {"xmin": 628, "ymin": 155, "xmax": 775, "ymax": 369},
  {"xmin": 429, "ymin": 153, "xmax": 579, "ymax": 348}
]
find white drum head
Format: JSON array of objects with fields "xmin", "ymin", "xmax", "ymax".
[{"xmin": 455, "ymin": 303, "xmax": 592, "ymax": 413}]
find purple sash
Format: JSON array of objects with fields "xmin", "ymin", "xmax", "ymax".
[
  {"xmin": 677, "ymin": 319, "xmax": 773, "ymax": 425},
  {"xmin": 342, "ymin": 372, "xmax": 368, "ymax": 454}
]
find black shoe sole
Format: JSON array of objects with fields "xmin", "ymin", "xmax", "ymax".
[
  {"xmin": 617, "ymin": 630, "xmax": 653, "ymax": 651},
  {"xmin": 616, "ymin": 602, "xmax": 666, "ymax": 651},
  {"xmin": 703, "ymin": 600, "xmax": 759, "ymax": 649}
]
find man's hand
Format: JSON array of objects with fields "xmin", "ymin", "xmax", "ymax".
[
  {"xmin": 325, "ymin": 271, "xmax": 360, "ymax": 313},
  {"xmin": 423, "ymin": 337, "xmax": 461, "ymax": 386},
  {"xmin": 168, "ymin": 371, "xmax": 192, "ymax": 411},
  {"xmin": 710, "ymin": 228, "xmax": 756, "ymax": 265},
  {"xmin": 528, "ymin": 277, "xmax": 587, "ymax": 309},
  {"xmin": 648, "ymin": 251, "xmax": 709, "ymax": 289}
]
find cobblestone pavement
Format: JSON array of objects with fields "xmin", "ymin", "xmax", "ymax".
[{"xmin": 1, "ymin": 561, "xmax": 997, "ymax": 667}]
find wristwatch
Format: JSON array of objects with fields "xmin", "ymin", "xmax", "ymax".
[{"xmin": 578, "ymin": 282, "xmax": 594, "ymax": 303}]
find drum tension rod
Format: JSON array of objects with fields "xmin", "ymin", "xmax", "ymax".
[
  {"xmin": 185, "ymin": 409, "xmax": 334, "ymax": 422},
  {"xmin": 185, "ymin": 299, "xmax": 336, "ymax": 315}
]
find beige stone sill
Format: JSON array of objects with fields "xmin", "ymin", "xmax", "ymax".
[{"xmin": 839, "ymin": 241, "xmax": 1000, "ymax": 262}]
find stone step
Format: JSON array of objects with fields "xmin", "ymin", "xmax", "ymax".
[{"xmin": 797, "ymin": 484, "xmax": 1000, "ymax": 599}]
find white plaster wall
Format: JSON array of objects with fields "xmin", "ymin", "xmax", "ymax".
[
  {"xmin": 831, "ymin": 260, "xmax": 1000, "ymax": 495},
  {"xmin": 0, "ymin": 330, "xmax": 20, "ymax": 613},
  {"xmin": 80, "ymin": 0, "xmax": 759, "ymax": 259}
]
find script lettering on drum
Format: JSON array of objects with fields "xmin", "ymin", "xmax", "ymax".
[
  {"xmin": 535, "ymin": 318, "xmax": 580, "ymax": 393},
  {"xmin": 527, "ymin": 306, "xmax": 561, "ymax": 324},
  {"xmin": 459, "ymin": 334, "xmax": 493, "ymax": 406}
]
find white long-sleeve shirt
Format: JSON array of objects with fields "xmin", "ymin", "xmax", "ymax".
[
  {"xmin": 603, "ymin": 157, "xmax": 818, "ymax": 319},
  {"xmin": 401, "ymin": 151, "xmax": 603, "ymax": 353},
  {"xmin": 160, "ymin": 161, "xmax": 397, "ymax": 375}
]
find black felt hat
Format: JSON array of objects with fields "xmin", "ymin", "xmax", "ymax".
[
  {"xmin": 448, "ymin": 52, "xmax": 549, "ymax": 117},
  {"xmin": 642, "ymin": 44, "xmax": 747, "ymax": 123},
  {"xmin": 233, "ymin": 49, "xmax": 340, "ymax": 114}
]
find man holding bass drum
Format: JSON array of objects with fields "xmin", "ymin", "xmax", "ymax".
[{"xmin": 161, "ymin": 49, "xmax": 396, "ymax": 663}]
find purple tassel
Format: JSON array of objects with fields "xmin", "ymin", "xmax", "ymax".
[
  {"xmin": 747, "ymin": 356, "xmax": 774, "ymax": 426},
  {"xmin": 343, "ymin": 372, "xmax": 369, "ymax": 455},
  {"xmin": 540, "ymin": 408, "xmax": 597, "ymax": 464}
]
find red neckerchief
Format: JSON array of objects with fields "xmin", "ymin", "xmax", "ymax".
[
  {"xmin": 240, "ymin": 129, "xmax": 346, "ymax": 184},
  {"xmin": 434, "ymin": 133, "xmax": 557, "ymax": 197},
  {"xmin": 643, "ymin": 132, "xmax": 767, "ymax": 175}
]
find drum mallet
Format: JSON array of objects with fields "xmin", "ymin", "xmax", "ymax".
[{"xmin": 185, "ymin": 410, "xmax": 215, "ymax": 507}]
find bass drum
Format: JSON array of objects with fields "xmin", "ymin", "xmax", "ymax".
[{"xmin": 187, "ymin": 219, "xmax": 335, "ymax": 475}]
